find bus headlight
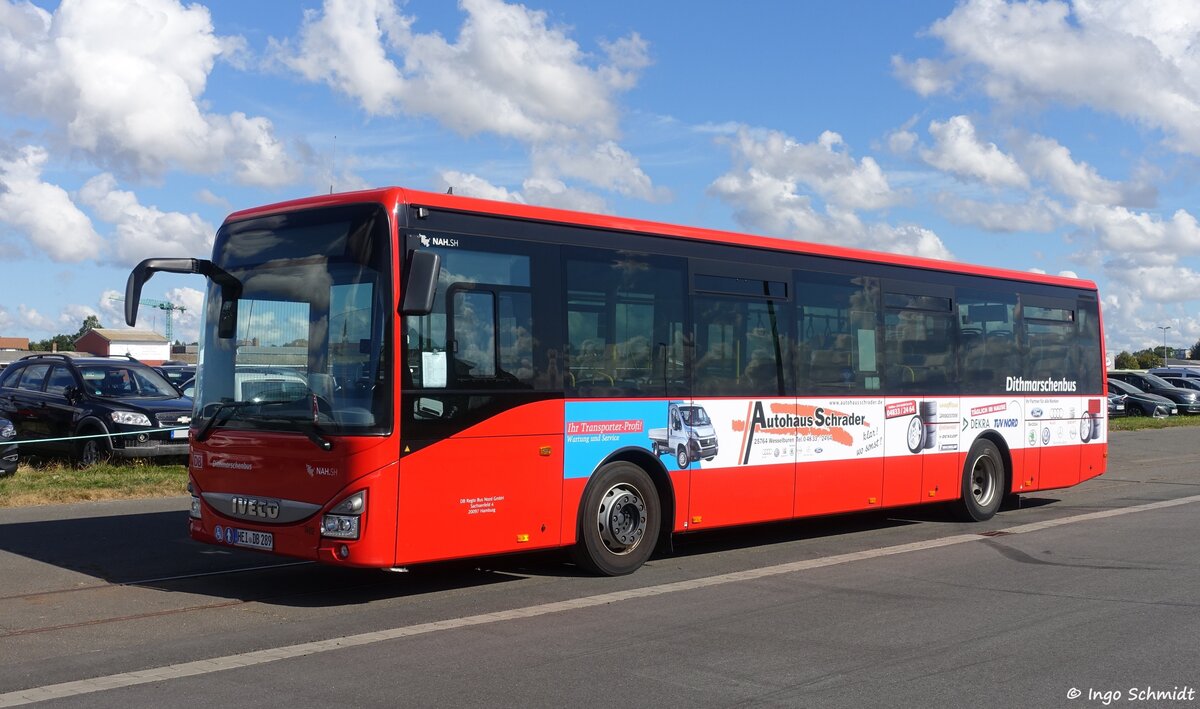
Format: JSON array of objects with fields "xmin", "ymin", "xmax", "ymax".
[
  {"xmin": 190, "ymin": 496, "xmax": 202, "ymax": 519},
  {"xmin": 322, "ymin": 491, "xmax": 365, "ymax": 540}
]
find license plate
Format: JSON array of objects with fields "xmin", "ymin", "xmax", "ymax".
[
  {"xmin": 232, "ymin": 528, "xmax": 273, "ymax": 550},
  {"xmin": 171, "ymin": 428, "xmax": 188, "ymax": 439}
]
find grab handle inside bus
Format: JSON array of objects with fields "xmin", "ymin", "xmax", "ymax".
[
  {"xmin": 400, "ymin": 251, "xmax": 441, "ymax": 315},
  {"xmin": 126, "ymin": 258, "xmax": 244, "ymax": 338}
]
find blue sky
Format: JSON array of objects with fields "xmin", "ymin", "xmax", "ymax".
[{"xmin": 2, "ymin": 0, "xmax": 1198, "ymax": 356}]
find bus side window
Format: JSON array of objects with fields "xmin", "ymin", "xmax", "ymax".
[
  {"xmin": 1076, "ymin": 297, "xmax": 1102, "ymax": 393},
  {"xmin": 956, "ymin": 290, "xmax": 1019, "ymax": 394},
  {"xmin": 795, "ymin": 272, "xmax": 880, "ymax": 394},
  {"xmin": 564, "ymin": 249, "xmax": 686, "ymax": 398},
  {"xmin": 692, "ymin": 296, "xmax": 785, "ymax": 397},
  {"xmin": 1021, "ymin": 302, "xmax": 1075, "ymax": 381},
  {"xmin": 883, "ymin": 291, "xmax": 956, "ymax": 394}
]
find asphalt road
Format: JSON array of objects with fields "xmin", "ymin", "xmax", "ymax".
[{"xmin": 1, "ymin": 428, "xmax": 1198, "ymax": 708}]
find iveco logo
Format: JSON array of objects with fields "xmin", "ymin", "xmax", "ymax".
[{"xmin": 231, "ymin": 496, "xmax": 280, "ymax": 520}]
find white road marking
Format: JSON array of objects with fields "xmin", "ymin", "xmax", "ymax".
[{"xmin": 3, "ymin": 493, "xmax": 1197, "ymax": 707}]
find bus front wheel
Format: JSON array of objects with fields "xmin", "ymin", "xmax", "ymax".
[
  {"xmin": 954, "ymin": 439, "xmax": 1005, "ymax": 522},
  {"xmin": 574, "ymin": 462, "xmax": 661, "ymax": 576}
]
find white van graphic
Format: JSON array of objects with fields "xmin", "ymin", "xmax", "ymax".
[{"xmin": 649, "ymin": 403, "xmax": 719, "ymax": 469}]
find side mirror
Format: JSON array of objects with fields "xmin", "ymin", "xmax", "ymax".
[
  {"xmin": 400, "ymin": 251, "xmax": 441, "ymax": 315},
  {"xmin": 63, "ymin": 385, "xmax": 81, "ymax": 403},
  {"xmin": 126, "ymin": 258, "xmax": 243, "ymax": 338}
]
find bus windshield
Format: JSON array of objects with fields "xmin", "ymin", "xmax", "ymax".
[{"xmin": 194, "ymin": 203, "xmax": 393, "ymax": 436}]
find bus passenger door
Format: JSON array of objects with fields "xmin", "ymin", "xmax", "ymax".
[
  {"xmin": 396, "ymin": 231, "xmax": 566, "ymax": 564},
  {"xmin": 792, "ymin": 271, "xmax": 885, "ymax": 517},
  {"xmin": 687, "ymin": 264, "xmax": 795, "ymax": 528},
  {"xmin": 879, "ymin": 282, "xmax": 959, "ymax": 508},
  {"xmin": 1021, "ymin": 296, "xmax": 1083, "ymax": 490}
]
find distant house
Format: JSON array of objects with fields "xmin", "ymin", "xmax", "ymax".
[
  {"xmin": 0, "ymin": 337, "xmax": 30, "ymax": 370},
  {"xmin": 74, "ymin": 328, "xmax": 171, "ymax": 364}
]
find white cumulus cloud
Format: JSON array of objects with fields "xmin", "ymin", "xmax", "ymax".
[
  {"xmin": 274, "ymin": 0, "xmax": 656, "ymax": 199},
  {"xmin": 78, "ymin": 173, "xmax": 216, "ymax": 267},
  {"xmin": 1016, "ymin": 134, "xmax": 1124, "ymax": 205},
  {"xmin": 921, "ymin": 116, "xmax": 1028, "ymax": 188},
  {"xmin": 0, "ymin": 144, "xmax": 103, "ymax": 261},
  {"xmin": 896, "ymin": 0, "xmax": 1200, "ymax": 155},
  {"xmin": 719, "ymin": 127, "xmax": 903, "ymax": 211},
  {"xmin": 0, "ymin": 0, "xmax": 296, "ymax": 184},
  {"xmin": 709, "ymin": 131, "xmax": 951, "ymax": 260}
]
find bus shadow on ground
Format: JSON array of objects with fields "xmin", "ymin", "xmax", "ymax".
[
  {"xmin": 0, "ymin": 509, "xmax": 529, "ymax": 606},
  {"xmin": 661, "ymin": 494, "xmax": 1062, "ymax": 562},
  {"xmin": 0, "ymin": 496, "xmax": 1065, "ymax": 606}
]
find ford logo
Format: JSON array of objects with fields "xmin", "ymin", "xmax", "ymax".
[{"xmin": 1030, "ymin": 408, "xmax": 1043, "ymax": 418}]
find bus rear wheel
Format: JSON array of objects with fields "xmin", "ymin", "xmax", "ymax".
[
  {"xmin": 574, "ymin": 462, "xmax": 661, "ymax": 576},
  {"xmin": 954, "ymin": 439, "xmax": 1004, "ymax": 522}
]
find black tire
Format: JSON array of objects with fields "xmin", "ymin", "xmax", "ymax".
[
  {"xmin": 75, "ymin": 429, "xmax": 112, "ymax": 468},
  {"xmin": 573, "ymin": 462, "xmax": 661, "ymax": 576},
  {"xmin": 954, "ymin": 438, "xmax": 1005, "ymax": 522},
  {"xmin": 676, "ymin": 445, "xmax": 689, "ymax": 469},
  {"xmin": 1127, "ymin": 403, "xmax": 1144, "ymax": 417}
]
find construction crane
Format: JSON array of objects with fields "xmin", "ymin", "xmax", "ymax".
[{"xmin": 109, "ymin": 296, "xmax": 186, "ymax": 341}]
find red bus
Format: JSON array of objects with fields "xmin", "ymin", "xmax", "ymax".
[{"xmin": 125, "ymin": 187, "xmax": 1106, "ymax": 575}]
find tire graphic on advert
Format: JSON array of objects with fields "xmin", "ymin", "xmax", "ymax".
[
  {"xmin": 1079, "ymin": 416, "xmax": 1092, "ymax": 443},
  {"xmin": 1087, "ymin": 399, "xmax": 1102, "ymax": 442},
  {"xmin": 920, "ymin": 401, "xmax": 938, "ymax": 450},
  {"xmin": 906, "ymin": 415, "xmax": 924, "ymax": 453}
]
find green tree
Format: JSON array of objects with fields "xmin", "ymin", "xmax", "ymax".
[
  {"xmin": 29, "ymin": 316, "xmax": 103, "ymax": 352},
  {"xmin": 1190, "ymin": 339, "xmax": 1200, "ymax": 360},
  {"xmin": 75, "ymin": 315, "xmax": 101, "ymax": 338},
  {"xmin": 1134, "ymin": 349, "xmax": 1162, "ymax": 369},
  {"xmin": 1114, "ymin": 351, "xmax": 1138, "ymax": 369}
]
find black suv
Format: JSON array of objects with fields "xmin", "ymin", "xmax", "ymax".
[{"xmin": 0, "ymin": 354, "xmax": 192, "ymax": 465}]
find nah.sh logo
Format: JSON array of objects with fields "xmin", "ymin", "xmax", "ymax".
[{"xmin": 306, "ymin": 464, "xmax": 338, "ymax": 477}]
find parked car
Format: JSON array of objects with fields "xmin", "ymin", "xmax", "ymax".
[
  {"xmin": 1161, "ymin": 376, "xmax": 1200, "ymax": 393},
  {"xmin": 1107, "ymin": 378, "xmax": 1176, "ymax": 417},
  {"xmin": 0, "ymin": 416, "xmax": 16, "ymax": 475},
  {"xmin": 0, "ymin": 354, "xmax": 192, "ymax": 466},
  {"xmin": 1107, "ymin": 392, "xmax": 1127, "ymax": 418},
  {"xmin": 1107, "ymin": 370, "xmax": 1200, "ymax": 414},
  {"xmin": 154, "ymin": 364, "xmax": 196, "ymax": 392},
  {"xmin": 1148, "ymin": 367, "xmax": 1200, "ymax": 379}
]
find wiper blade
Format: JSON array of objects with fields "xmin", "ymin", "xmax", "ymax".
[
  {"xmin": 305, "ymin": 390, "xmax": 333, "ymax": 451},
  {"xmin": 305, "ymin": 424, "xmax": 333, "ymax": 451},
  {"xmin": 194, "ymin": 400, "xmax": 261, "ymax": 442}
]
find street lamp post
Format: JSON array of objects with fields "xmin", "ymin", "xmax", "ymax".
[{"xmin": 1158, "ymin": 325, "xmax": 1171, "ymax": 365}]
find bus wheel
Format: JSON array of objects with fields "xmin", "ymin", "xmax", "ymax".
[
  {"xmin": 676, "ymin": 446, "xmax": 689, "ymax": 469},
  {"xmin": 954, "ymin": 439, "xmax": 1004, "ymax": 522},
  {"xmin": 575, "ymin": 462, "xmax": 661, "ymax": 576}
]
